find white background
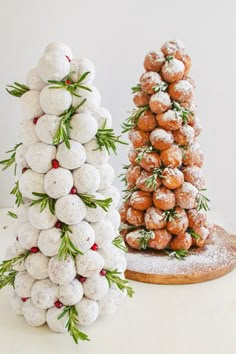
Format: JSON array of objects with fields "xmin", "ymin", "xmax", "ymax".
[{"xmin": 0, "ymin": 0, "xmax": 235, "ymax": 225}]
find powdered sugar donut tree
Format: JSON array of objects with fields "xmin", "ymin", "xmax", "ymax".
[
  {"xmin": 120, "ymin": 40, "xmax": 212, "ymax": 259},
  {"xmin": 0, "ymin": 41, "xmax": 133, "ymax": 344}
]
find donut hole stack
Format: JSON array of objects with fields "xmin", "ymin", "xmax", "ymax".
[
  {"xmin": 1, "ymin": 41, "xmax": 132, "ymax": 344},
  {"xmin": 120, "ymin": 40, "xmax": 210, "ymax": 256}
]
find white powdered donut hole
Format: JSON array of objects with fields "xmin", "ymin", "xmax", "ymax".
[
  {"xmin": 99, "ymin": 186, "xmax": 120, "ymax": 209},
  {"xmin": 44, "ymin": 167, "xmax": 73, "ymax": 199},
  {"xmin": 35, "ymin": 114, "xmax": 60, "ymax": 144},
  {"xmin": 10, "ymin": 291, "xmax": 24, "ymax": 315},
  {"xmin": 37, "ymin": 52, "xmax": 70, "ymax": 82},
  {"xmin": 15, "ymin": 199, "xmax": 31, "ymax": 223},
  {"xmin": 72, "ymin": 86, "xmax": 101, "ymax": 113},
  {"xmin": 92, "ymin": 220, "xmax": 116, "ymax": 248},
  {"xmin": 19, "ymin": 119, "xmax": 40, "ymax": 146},
  {"xmin": 55, "ymin": 195, "xmax": 86, "ymax": 225},
  {"xmin": 44, "ymin": 41, "xmax": 73, "ymax": 61},
  {"xmin": 25, "ymin": 253, "xmax": 49, "ymax": 280},
  {"xmin": 97, "ymin": 164, "xmax": 115, "ymax": 190},
  {"xmin": 26, "ymin": 142, "xmax": 56, "ymax": 173},
  {"xmin": 83, "ymin": 275, "xmax": 109, "ymax": 301},
  {"xmin": 70, "ymin": 112, "xmax": 98, "ymax": 144},
  {"xmin": 85, "ymin": 193, "xmax": 107, "ymax": 222},
  {"xmin": 40, "ymin": 86, "xmax": 72, "ymax": 116},
  {"xmin": 46, "ymin": 307, "xmax": 67, "ymax": 333},
  {"xmin": 38, "ymin": 227, "xmax": 61, "ymax": 257},
  {"xmin": 76, "ymin": 250, "xmax": 104, "ymax": 277},
  {"xmin": 56, "ymin": 140, "xmax": 86, "ymax": 170},
  {"xmin": 73, "ymin": 163, "xmax": 100, "ymax": 194},
  {"xmin": 18, "ymin": 222, "xmax": 40, "ymax": 250},
  {"xmin": 15, "ymin": 271, "xmax": 35, "ymax": 298},
  {"xmin": 99, "ymin": 245, "xmax": 127, "ymax": 272},
  {"xmin": 31, "ymin": 279, "xmax": 58, "ymax": 309},
  {"xmin": 75, "ymin": 298, "xmax": 99, "ymax": 326},
  {"xmin": 70, "ymin": 222, "xmax": 95, "ymax": 252},
  {"xmin": 15, "ymin": 144, "xmax": 29, "ymax": 169},
  {"xmin": 48, "ymin": 256, "xmax": 76, "ymax": 285},
  {"xmin": 92, "ymin": 107, "xmax": 112, "ymax": 129},
  {"xmin": 19, "ymin": 169, "xmax": 45, "ymax": 199},
  {"xmin": 70, "ymin": 57, "xmax": 95, "ymax": 83},
  {"xmin": 28, "ymin": 204, "xmax": 57, "ymax": 230},
  {"xmin": 26, "ymin": 68, "xmax": 47, "ymax": 91},
  {"xmin": 22, "ymin": 299, "xmax": 46, "ymax": 327},
  {"xmin": 20, "ymin": 90, "xmax": 43, "ymax": 120},
  {"xmin": 84, "ymin": 139, "xmax": 109, "ymax": 166},
  {"xmin": 98, "ymin": 288, "xmax": 121, "ymax": 315},
  {"xmin": 5, "ymin": 241, "xmax": 26, "ymax": 271},
  {"xmin": 106, "ymin": 209, "xmax": 121, "ymax": 231},
  {"xmin": 59, "ymin": 279, "xmax": 83, "ymax": 306}
]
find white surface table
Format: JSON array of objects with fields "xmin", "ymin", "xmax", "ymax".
[{"xmin": 0, "ymin": 208, "xmax": 236, "ymax": 354}]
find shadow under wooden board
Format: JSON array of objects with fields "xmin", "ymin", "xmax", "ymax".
[{"xmin": 125, "ymin": 225, "xmax": 236, "ymax": 285}]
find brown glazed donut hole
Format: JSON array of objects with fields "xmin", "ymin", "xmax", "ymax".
[
  {"xmin": 137, "ymin": 110, "xmax": 157, "ymax": 132},
  {"xmin": 144, "ymin": 207, "xmax": 167, "ymax": 230},
  {"xmin": 129, "ymin": 191, "xmax": 153, "ymax": 211},
  {"xmin": 126, "ymin": 165, "xmax": 142, "ymax": 188},
  {"xmin": 140, "ymin": 71, "xmax": 162, "ymax": 95},
  {"xmin": 148, "ymin": 229, "xmax": 172, "ymax": 250},
  {"xmin": 129, "ymin": 129, "xmax": 150, "ymax": 149},
  {"xmin": 162, "ymin": 167, "xmax": 184, "ymax": 190},
  {"xmin": 133, "ymin": 91, "xmax": 150, "ymax": 107},
  {"xmin": 168, "ymin": 80, "xmax": 193, "ymax": 102},
  {"xmin": 153, "ymin": 186, "xmax": 176, "ymax": 210},
  {"xmin": 170, "ymin": 232, "xmax": 192, "ymax": 251},
  {"xmin": 156, "ymin": 110, "xmax": 182, "ymax": 131},
  {"xmin": 139, "ymin": 151, "xmax": 162, "ymax": 172},
  {"xmin": 136, "ymin": 170, "xmax": 161, "ymax": 192},
  {"xmin": 143, "ymin": 50, "xmax": 165, "ymax": 72},
  {"xmin": 166, "ymin": 207, "xmax": 189, "ymax": 235},
  {"xmin": 160, "ymin": 145, "xmax": 183, "ymax": 168},
  {"xmin": 126, "ymin": 207, "xmax": 145, "ymax": 226},
  {"xmin": 150, "ymin": 128, "xmax": 174, "ymax": 151}
]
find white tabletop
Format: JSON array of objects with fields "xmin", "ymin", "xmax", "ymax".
[{"xmin": 0, "ymin": 208, "xmax": 236, "ymax": 354}]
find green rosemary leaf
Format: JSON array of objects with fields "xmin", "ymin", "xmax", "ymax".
[
  {"xmin": 165, "ymin": 55, "xmax": 174, "ymax": 62},
  {"xmin": 131, "ymin": 84, "xmax": 141, "ymax": 94},
  {"xmin": 196, "ymin": 189, "xmax": 210, "ymax": 211},
  {"xmin": 30, "ymin": 193, "xmax": 56, "ymax": 214},
  {"xmin": 137, "ymin": 229, "xmax": 155, "ymax": 250},
  {"xmin": 0, "ymin": 143, "xmax": 22, "ymax": 173},
  {"xmin": 57, "ymin": 305, "xmax": 90, "ymax": 344},
  {"xmin": 144, "ymin": 167, "xmax": 163, "ymax": 190},
  {"xmin": 7, "ymin": 211, "xmax": 18, "ymax": 219},
  {"xmin": 121, "ymin": 105, "xmax": 149, "ymax": 133},
  {"xmin": 162, "ymin": 209, "xmax": 180, "ymax": 222},
  {"xmin": 153, "ymin": 82, "xmax": 168, "ymax": 93},
  {"xmin": 187, "ymin": 228, "xmax": 202, "ymax": 241},
  {"xmin": 95, "ymin": 121, "xmax": 128, "ymax": 155},
  {"xmin": 122, "ymin": 187, "xmax": 138, "ymax": 203},
  {"xmin": 78, "ymin": 193, "xmax": 112, "ymax": 212},
  {"xmin": 105, "ymin": 269, "xmax": 134, "ymax": 297},
  {"xmin": 112, "ymin": 235, "xmax": 128, "ymax": 253},
  {"xmin": 10, "ymin": 181, "xmax": 23, "ymax": 207},
  {"xmin": 57, "ymin": 224, "xmax": 83, "ymax": 261},
  {"xmin": 6, "ymin": 82, "xmax": 29, "ymax": 97},
  {"xmin": 164, "ymin": 249, "xmax": 189, "ymax": 260},
  {"xmin": 0, "ymin": 251, "xmax": 30, "ymax": 289},
  {"xmin": 135, "ymin": 145, "xmax": 155, "ymax": 163},
  {"xmin": 172, "ymin": 101, "xmax": 193, "ymax": 124},
  {"xmin": 48, "ymin": 71, "xmax": 91, "ymax": 97}
]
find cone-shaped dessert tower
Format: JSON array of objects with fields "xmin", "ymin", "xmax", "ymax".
[
  {"xmin": 120, "ymin": 40, "xmax": 211, "ymax": 260},
  {"xmin": 0, "ymin": 41, "xmax": 133, "ymax": 344}
]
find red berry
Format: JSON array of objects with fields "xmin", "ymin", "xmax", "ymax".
[
  {"xmin": 55, "ymin": 221, "xmax": 62, "ymax": 229},
  {"xmin": 21, "ymin": 297, "xmax": 28, "ymax": 302},
  {"xmin": 33, "ymin": 117, "xmax": 39, "ymax": 125},
  {"xmin": 65, "ymin": 79, "xmax": 72, "ymax": 85},
  {"xmin": 65, "ymin": 55, "xmax": 71, "ymax": 62},
  {"xmin": 16, "ymin": 236, "xmax": 19, "ymax": 241},
  {"xmin": 30, "ymin": 247, "xmax": 39, "ymax": 253},
  {"xmin": 78, "ymin": 276, "xmax": 87, "ymax": 283},
  {"xmin": 91, "ymin": 243, "xmax": 98, "ymax": 251},
  {"xmin": 100, "ymin": 269, "xmax": 106, "ymax": 276},
  {"xmin": 52, "ymin": 159, "xmax": 59, "ymax": 169},
  {"xmin": 70, "ymin": 186, "xmax": 77, "ymax": 195},
  {"xmin": 54, "ymin": 300, "xmax": 63, "ymax": 309}
]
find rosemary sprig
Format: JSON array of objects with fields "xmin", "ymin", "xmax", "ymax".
[
  {"xmin": 95, "ymin": 121, "xmax": 127, "ymax": 155},
  {"xmin": 131, "ymin": 84, "xmax": 141, "ymax": 93},
  {"xmin": 180, "ymin": 145, "xmax": 188, "ymax": 160},
  {"xmin": 0, "ymin": 251, "xmax": 30, "ymax": 289},
  {"xmin": 165, "ymin": 55, "xmax": 174, "ymax": 62},
  {"xmin": 48, "ymin": 71, "xmax": 92, "ymax": 97},
  {"xmin": 6, "ymin": 82, "xmax": 29, "ymax": 97},
  {"xmin": 57, "ymin": 305, "xmax": 90, "ymax": 344},
  {"xmin": 164, "ymin": 249, "xmax": 189, "ymax": 260},
  {"xmin": 187, "ymin": 228, "xmax": 202, "ymax": 242},
  {"xmin": 112, "ymin": 235, "xmax": 128, "ymax": 253},
  {"xmin": 145, "ymin": 167, "xmax": 163, "ymax": 190},
  {"xmin": 7, "ymin": 211, "xmax": 18, "ymax": 219},
  {"xmin": 30, "ymin": 193, "xmax": 56, "ymax": 214},
  {"xmin": 119, "ymin": 224, "xmax": 137, "ymax": 232},
  {"xmin": 105, "ymin": 269, "xmax": 134, "ymax": 297},
  {"xmin": 121, "ymin": 105, "xmax": 149, "ymax": 133},
  {"xmin": 122, "ymin": 186, "xmax": 138, "ymax": 203},
  {"xmin": 57, "ymin": 224, "xmax": 83, "ymax": 260},
  {"xmin": 172, "ymin": 101, "xmax": 193, "ymax": 124},
  {"xmin": 153, "ymin": 82, "xmax": 168, "ymax": 93},
  {"xmin": 78, "ymin": 193, "xmax": 112, "ymax": 212},
  {"xmin": 10, "ymin": 181, "xmax": 23, "ymax": 207},
  {"xmin": 0, "ymin": 143, "xmax": 22, "ymax": 174},
  {"xmin": 53, "ymin": 99, "xmax": 86, "ymax": 149},
  {"xmin": 137, "ymin": 229, "xmax": 155, "ymax": 250},
  {"xmin": 162, "ymin": 209, "xmax": 180, "ymax": 222},
  {"xmin": 118, "ymin": 164, "xmax": 131, "ymax": 185},
  {"xmin": 196, "ymin": 189, "xmax": 210, "ymax": 211},
  {"xmin": 135, "ymin": 145, "xmax": 155, "ymax": 163}
]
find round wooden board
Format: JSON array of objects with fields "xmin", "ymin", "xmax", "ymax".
[{"xmin": 125, "ymin": 225, "xmax": 236, "ymax": 285}]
